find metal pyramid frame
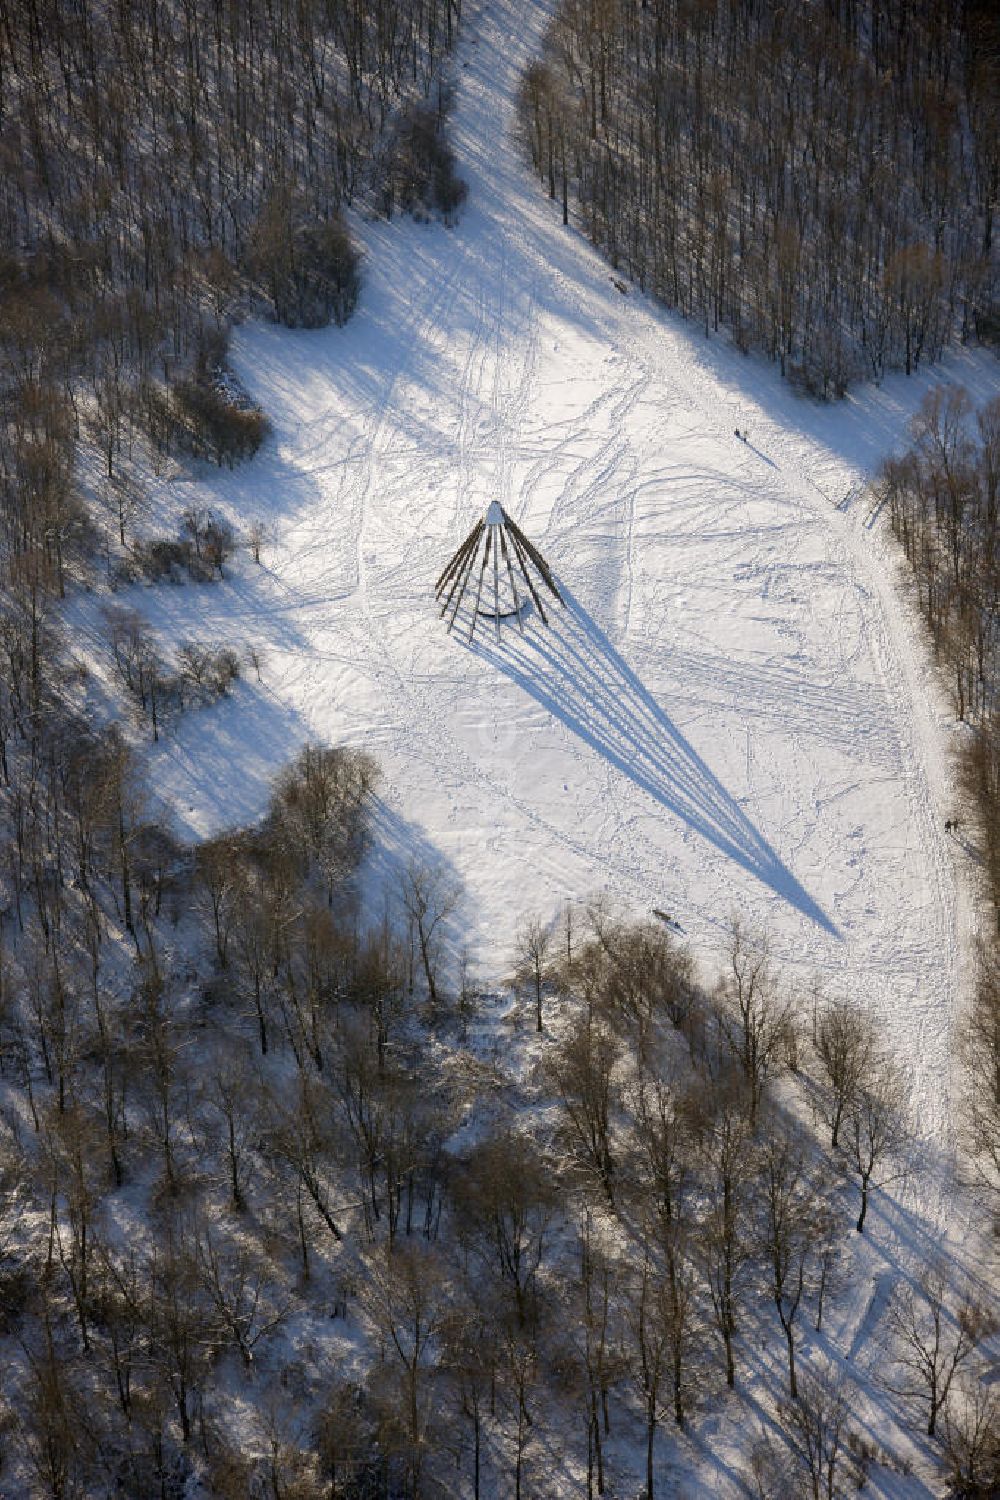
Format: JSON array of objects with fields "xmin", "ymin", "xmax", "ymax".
[{"xmin": 435, "ymin": 502, "xmax": 563, "ymax": 642}]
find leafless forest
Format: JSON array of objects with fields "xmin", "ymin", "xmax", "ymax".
[
  {"xmin": 0, "ymin": 0, "xmax": 465, "ymax": 529},
  {"xmin": 2, "ymin": 603, "xmax": 995, "ymax": 1496},
  {"xmin": 518, "ymin": 0, "xmax": 999, "ymax": 396},
  {"xmin": 874, "ymin": 389, "xmax": 1000, "ymax": 1277}
]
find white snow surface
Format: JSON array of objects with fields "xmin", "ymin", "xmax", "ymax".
[{"xmin": 76, "ymin": 0, "xmax": 998, "ymax": 1211}]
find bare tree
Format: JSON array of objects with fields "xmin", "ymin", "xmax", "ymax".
[
  {"xmin": 230, "ymin": 888, "xmax": 275, "ymax": 1056},
  {"xmin": 697, "ymin": 1079, "xmax": 755, "ymax": 1388},
  {"xmin": 352, "ymin": 919, "xmax": 407, "ymax": 1071},
  {"xmin": 499, "ymin": 1311, "xmax": 540, "ymax": 1500},
  {"xmin": 627, "ymin": 1249, "xmax": 670, "ymax": 1500},
  {"xmin": 514, "ymin": 915, "xmax": 554, "ymax": 1032},
  {"xmin": 814, "ymin": 997, "xmax": 878, "ymax": 1150},
  {"xmin": 629, "ymin": 1078, "xmax": 707, "ymax": 1434},
  {"xmin": 102, "ymin": 606, "xmax": 168, "ymax": 741},
  {"xmin": 362, "ymin": 1240, "xmax": 446, "ymax": 1500},
  {"xmin": 941, "ymin": 1372, "xmax": 1000, "ymax": 1497},
  {"xmin": 93, "ymin": 1240, "xmax": 144, "ymax": 1424},
  {"xmin": 847, "ymin": 1066, "xmax": 908, "ymax": 1233},
  {"xmin": 590, "ymin": 915, "xmax": 696, "ymax": 1036},
  {"xmin": 136, "ymin": 966, "xmax": 185, "ymax": 1195},
  {"xmin": 453, "ymin": 1129, "xmax": 555, "ymax": 1329},
  {"xmin": 266, "ymin": 1071, "xmax": 346, "ymax": 1246},
  {"xmin": 146, "ymin": 1224, "xmax": 208, "ymax": 1445},
  {"xmin": 963, "ymin": 950, "xmax": 1000, "ymax": 1214},
  {"xmin": 45, "ymin": 1104, "xmax": 103, "ymax": 1353},
  {"xmin": 889, "ymin": 1262, "xmax": 996, "ymax": 1438},
  {"xmin": 104, "ymin": 470, "xmax": 145, "ymax": 550},
  {"xmin": 555, "ymin": 1213, "xmax": 621, "ymax": 1500},
  {"xmin": 247, "ymin": 518, "xmax": 267, "ymax": 564},
  {"xmin": 20, "ymin": 1307, "xmax": 92, "ymax": 1498},
  {"xmin": 547, "ymin": 1014, "xmax": 619, "ymax": 1204},
  {"xmin": 203, "ymin": 1048, "xmax": 258, "ymax": 1211},
  {"xmin": 315, "ymin": 1378, "xmax": 380, "ymax": 1498},
  {"xmin": 716, "ymin": 919, "xmax": 794, "ymax": 1126},
  {"xmin": 441, "ymin": 1281, "xmax": 498, "ymax": 1500},
  {"xmin": 194, "ymin": 833, "xmax": 246, "ymax": 970},
  {"xmin": 761, "ymin": 1125, "xmax": 821, "ymax": 1399},
  {"xmin": 402, "ymin": 859, "xmax": 460, "ymax": 1012},
  {"xmin": 779, "ymin": 1359, "xmax": 861, "ymax": 1500},
  {"xmin": 272, "ymin": 743, "xmax": 378, "ymax": 905},
  {"xmin": 195, "ymin": 1222, "xmax": 288, "ymax": 1368}
]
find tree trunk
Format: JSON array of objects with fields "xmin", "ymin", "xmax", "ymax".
[
  {"xmin": 723, "ymin": 1322, "xmax": 735, "ymax": 1388},
  {"xmin": 784, "ymin": 1320, "xmax": 797, "ymax": 1398}
]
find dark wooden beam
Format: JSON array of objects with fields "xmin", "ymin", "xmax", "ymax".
[
  {"xmin": 468, "ymin": 528, "xmax": 493, "ymax": 642},
  {"xmin": 506, "ymin": 524, "xmax": 549, "ymax": 625},
  {"xmin": 506, "ymin": 516, "xmax": 563, "ymax": 604},
  {"xmin": 444, "ymin": 526, "xmax": 483, "ymax": 631},
  {"xmin": 435, "ymin": 518, "xmax": 483, "ymax": 597}
]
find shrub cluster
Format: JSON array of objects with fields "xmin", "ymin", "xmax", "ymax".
[
  {"xmin": 120, "ymin": 509, "xmax": 236, "ymax": 586},
  {"xmin": 171, "ymin": 379, "xmax": 269, "ymax": 467},
  {"xmin": 384, "ymin": 103, "xmax": 469, "ymax": 225},
  {"xmin": 248, "ymin": 198, "xmax": 362, "ymax": 328},
  {"xmin": 103, "ymin": 604, "xmax": 242, "ymax": 740}
]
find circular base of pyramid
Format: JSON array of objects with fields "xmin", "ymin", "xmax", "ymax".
[{"xmin": 476, "ymin": 602, "xmax": 527, "ymax": 622}]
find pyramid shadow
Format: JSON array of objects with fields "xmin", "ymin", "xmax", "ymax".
[{"xmin": 466, "ymin": 588, "xmax": 837, "ymax": 935}]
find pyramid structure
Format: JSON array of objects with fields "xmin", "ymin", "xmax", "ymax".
[{"xmin": 434, "ymin": 502, "xmax": 563, "ymax": 642}]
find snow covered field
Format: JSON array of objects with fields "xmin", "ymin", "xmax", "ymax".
[{"xmin": 75, "ymin": 0, "xmax": 998, "ymax": 1209}]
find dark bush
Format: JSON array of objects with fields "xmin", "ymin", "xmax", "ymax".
[
  {"xmin": 171, "ymin": 378, "xmax": 269, "ymax": 468},
  {"xmin": 125, "ymin": 509, "xmax": 234, "ymax": 587},
  {"xmin": 787, "ymin": 328, "xmax": 863, "ymax": 402},
  {"xmin": 975, "ymin": 305, "xmax": 1000, "ymax": 349},
  {"xmin": 180, "ymin": 507, "xmax": 235, "ymax": 578},
  {"xmin": 250, "ymin": 194, "xmax": 361, "ymax": 329},
  {"xmin": 177, "ymin": 642, "xmax": 240, "ymax": 705},
  {"xmin": 295, "ymin": 218, "xmax": 362, "ymax": 327},
  {"xmin": 267, "ymin": 743, "xmax": 379, "ymax": 897},
  {"xmin": 385, "ymin": 105, "xmax": 467, "ymax": 224},
  {"xmin": 132, "ymin": 537, "xmax": 192, "ymax": 583},
  {"xmin": 207, "ymin": 647, "xmax": 240, "ymax": 696}
]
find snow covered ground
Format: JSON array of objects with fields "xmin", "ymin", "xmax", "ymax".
[{"xmin": 72, "ymin": 0, "xmax": 997, "ymax": 1225}]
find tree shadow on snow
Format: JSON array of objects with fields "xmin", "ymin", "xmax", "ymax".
[
  {"xmin": 466, "ymin": 588, "xmax": 837, "ymax": 935},
  {"xmin": 360, "ymin": 794, "xmax": 471, "ymax": 971}
]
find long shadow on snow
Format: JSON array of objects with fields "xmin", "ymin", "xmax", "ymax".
[{"xmin": 467, "ymin": 588, "xmax": 837, "ymax": 935}]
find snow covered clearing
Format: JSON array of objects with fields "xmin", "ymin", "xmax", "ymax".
[{"xmin": 71, "ymin": 0, "xmax": 996, "ymax": 1237}]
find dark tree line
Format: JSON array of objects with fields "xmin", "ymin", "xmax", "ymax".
[
  {"xmin": 0, "ymin": 0, "xmax": 462, "ymax": 345},
  {"xmin": 874, "ymin": 387, "xmax": 1000, "ymax": 934},
  {"xmin": 874, "ymin": 386, "xmax": 1000, "ymax": 1494},
  {"xmin": 878, "ymin": 389, "xmax": 1000, "ymax": 728},
  {"xmin": 518, "ymin": 0, "xmax": 999, "ymax": 397}
]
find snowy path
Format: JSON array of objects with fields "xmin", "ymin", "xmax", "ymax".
[{"xmin": 106, "ymin": 0, "xmax": 998, "ymax": 1178}]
